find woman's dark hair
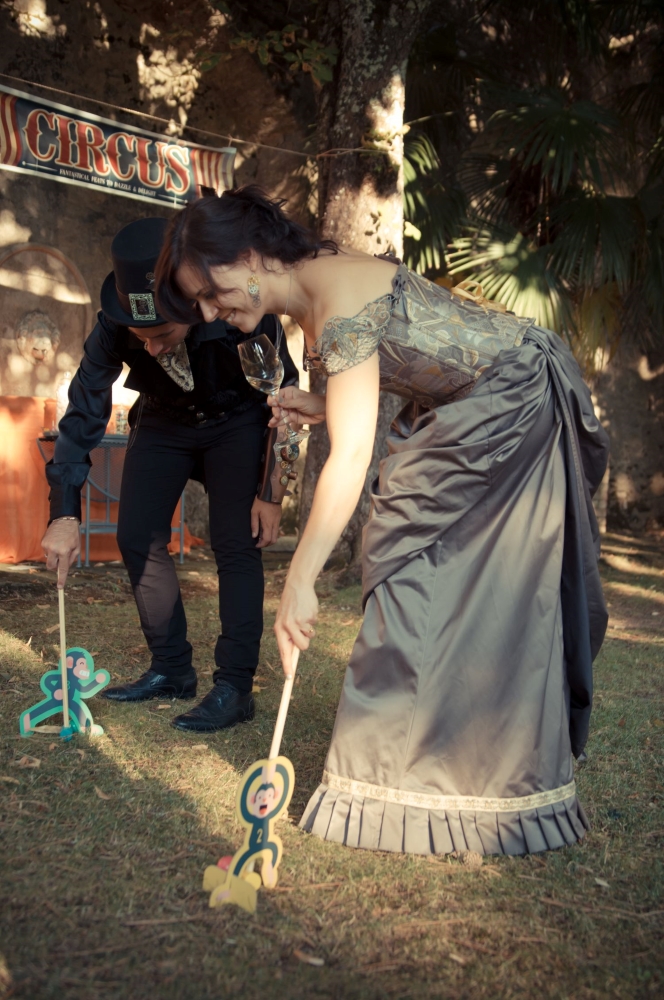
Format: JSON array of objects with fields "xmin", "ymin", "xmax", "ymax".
[{"xmin": 155, "ymin": 185, "xmax": 339, "ymax": 321}]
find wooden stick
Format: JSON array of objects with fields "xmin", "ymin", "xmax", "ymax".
[
  {"xmin": 58, "ymin": 587, "xmax": 70, "ymax": 730},
  {"xmin": 269, "ymin": 647, "xmax": 299, "ymax": 761}
]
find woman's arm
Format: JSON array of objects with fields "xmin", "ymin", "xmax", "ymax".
[{"xmin": 274, "ymin": 353, "xmax": 380, "ymax": 673}]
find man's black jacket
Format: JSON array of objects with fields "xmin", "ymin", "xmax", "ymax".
[{"xmin": 47, "ymin": 311, "xmax": 298, "ymax": 522}]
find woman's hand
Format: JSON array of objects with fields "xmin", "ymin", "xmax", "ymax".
[
  {"xmin": 267, "ymin": 386, "xmax": 326, "ymax": 430},
  {"xmin": 274, "ymin": 577, "xmax": 318, "ymax": 677}
]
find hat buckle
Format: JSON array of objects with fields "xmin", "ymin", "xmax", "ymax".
[{"xmin": 128, "ymin": 292, "xmax": 157, "ymax": 322}]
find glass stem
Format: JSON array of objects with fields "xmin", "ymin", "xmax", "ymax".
[{"xmin": 269, "ymin": 386, "xmax": 295, "ymax": 438}]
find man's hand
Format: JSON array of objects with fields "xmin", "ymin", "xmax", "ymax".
[
  {"xmin": 41, "ymin": 519, "xmax": 81, "ymax": 588},
  {"xmin": 251, "ymin": 498, "xmax": 282, "ymax": 548}
]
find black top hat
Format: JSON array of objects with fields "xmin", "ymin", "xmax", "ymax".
[{"xmin": 100, "ymin": 217, "xmax": 169, "ymax": 327}]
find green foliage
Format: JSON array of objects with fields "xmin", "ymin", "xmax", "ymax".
[
  {"xmin": 403, "ymin": 133, "xmax": 465, "ymax": 274},
  {"xmin": 198, "ymin": 2, "xmax": 337, "ymax": 89},
  {"xmin": 476, "ymin": 91, "xmax": 623, "ymax": 194},
  {"xmin": 448, "ymin": 228, "xmax": 572, "ymax": 334},
  {"xmin": 403, "ymin": 1, "xmax": 664, "ymax": 367},
  {"xmin": 228, "ymin": 27, "xmax": 337, "ymax": 86}
]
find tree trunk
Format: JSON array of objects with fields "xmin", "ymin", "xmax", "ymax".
[{"xmin": 299, "ymin": 0, "xmax": 431, "ymax": 575}]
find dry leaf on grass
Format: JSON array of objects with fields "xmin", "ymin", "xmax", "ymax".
[
  {"xmin": 20, "ymin": 798, "xmax": 49, "ymax": 811},
  {"xmin": 155, "ymin": 704, "xmax": 172, "ymax": 710},
  {"xmin": 190, "ymin": 744, "xmax": 208, "ymax": 750},
  {"xmin": 37, "ymin": 604, "xmax": 49, "ymax": 609},
  {"xmin": 448, "ymin": 953, "xmax": 468, "ymax": 966},
  {"xmin": 76, "ymin": 749, "xmax": 86, "ymax": 759},
  {"xmin": 94, "ymin": 786, "xmax": 112, "ymax": 800},
  {"xmin": 12, "ymin": 755, "xmax": 40, "ymax": 768},
  {"xmin": 0, "ymin": 776, "xmax": 20, "ymax": 784},
  {"xmin": 359, "ymin": 961, "xmax": 405, "ymax": 974},
  {"xmin": 293, "ymin": 949, "xmax": 324, "ymax": 967},
  {"xmin": 44, "ymin": 624, "xmax": 60, "ymax": 634},
  {"xmin": 595, "ymin": 878, "xmax": 610, "ymax": 889},
  {"xmin": 341, "ymin": 619, "xmax": 354, "ymax": 626}
]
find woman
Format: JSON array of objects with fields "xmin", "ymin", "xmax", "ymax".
[{"xmin": 156, "ymin": 186, "xmax": 609, "ymax": 856}]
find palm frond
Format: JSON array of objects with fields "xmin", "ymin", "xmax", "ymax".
[
  {"xmin": 403, "ymin": 133, "xmax": 466, "ymax": 274},
  {"xmin": 479, "ymin": 89, "xmax": 622, "ymax": 194},
  {"xmin": 447, "ymin": 227, "xmax": 573, "ymax": 333},
  {"xmin": 550, "ymin": 192, "xmax": 642, "ymax": 290}
]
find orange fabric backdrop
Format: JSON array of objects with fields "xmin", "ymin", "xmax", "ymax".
[{"xmin": 0, "ymin": 396, "xmax": 201, "ymax": 564}]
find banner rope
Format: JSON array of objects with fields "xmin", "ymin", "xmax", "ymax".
[
  {"xmin": 0, "ymin": 72, "xmax": 399, "ymax": 162},
  {"xmin": 0, "ymin": 72, "xmax": 310, "ymax": 159}
]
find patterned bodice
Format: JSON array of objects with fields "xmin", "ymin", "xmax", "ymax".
[{"xmin": 305, "ymin": 264, "xmax": 534, "ymax": 407}]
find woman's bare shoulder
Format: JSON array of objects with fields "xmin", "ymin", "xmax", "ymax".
[{"xmin": 301, "ymin": 249, "xmax": 398, "ymax": 339}]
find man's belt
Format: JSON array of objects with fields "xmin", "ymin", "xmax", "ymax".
[{"xmin": 142, "ymin": 394, "xmax": 256, "ymax": 426}]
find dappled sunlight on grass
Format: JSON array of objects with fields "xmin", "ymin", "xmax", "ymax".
[
  {"xmin": 604, "ymin": 580, "xmax": 664, "ymax": 606},
  {"xmin": 601, "ymin": 552, "xmax": 664, "ymax": 579},
  {"xmin": 1, "ymin": 545, "xmax": 663, "ymax": 999}
]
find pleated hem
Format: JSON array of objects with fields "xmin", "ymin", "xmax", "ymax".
[{"xmin": 299, "ymin": 783, "xmax": 589, "ymax": 856}]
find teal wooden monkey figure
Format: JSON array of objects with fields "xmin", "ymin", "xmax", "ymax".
[{"xmin": 19, "ymin": 648, "xmax": 110, "ymax": 736}]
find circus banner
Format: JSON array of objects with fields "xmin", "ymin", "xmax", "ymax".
[{"xmin": 0, "ymin": 84, "xmax": 235, "ymax": 207}]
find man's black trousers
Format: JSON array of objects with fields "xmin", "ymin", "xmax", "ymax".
[{"xmin": 116, "ymin": 404, "xmax": 266, "ymax": 696}]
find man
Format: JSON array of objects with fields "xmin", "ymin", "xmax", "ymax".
[{"xmin": 41, "ymin": 217, "xmax": 298, "ymax": 732}]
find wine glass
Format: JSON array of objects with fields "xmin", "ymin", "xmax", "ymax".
[
  {"xmin": 237, "ymin": 335, "xmax": 285, "ymax": 399},
  {"xmin": 237, "ymin": 334, "xmax": 308, "ymax": 461}
]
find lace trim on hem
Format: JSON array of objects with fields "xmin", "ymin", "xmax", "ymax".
[{"xmin": 322, "ymin": 770, "xmax": 576, "ymax": 813}]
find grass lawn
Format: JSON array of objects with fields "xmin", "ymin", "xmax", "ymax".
[{"xmin": 0, "ymin": 533, "xmax": 662, "ymax": 1000}]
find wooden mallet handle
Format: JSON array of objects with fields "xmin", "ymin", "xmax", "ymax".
[
  {"xmin": 269, "ymin": 647, "xmax": 300, "ymax": 761},
  {"xmin": 58, "ymin": 588, "xmax": 70, "ymax": 729}
]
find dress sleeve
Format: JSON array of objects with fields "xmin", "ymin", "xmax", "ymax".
[
  {"xmin": 310, "ymin": 299, "xmax": 392, "ymax": 375},
  {"xmin": 46, "ymin": 313, "xmax": 123, "ymax": 522}
]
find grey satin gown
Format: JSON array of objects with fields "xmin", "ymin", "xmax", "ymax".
[{"xmin": 300, "ymin": 264, "xmax": 609, "ymax": 856}]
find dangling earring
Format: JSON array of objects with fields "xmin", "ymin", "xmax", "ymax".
[{"xmin": 247, "ymin": 273, "xmax": 261, "ymax": 308}]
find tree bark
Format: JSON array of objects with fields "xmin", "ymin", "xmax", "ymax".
[{"xmin": 299, "ymin": 0, "xmax": 432, "ymax": 574}]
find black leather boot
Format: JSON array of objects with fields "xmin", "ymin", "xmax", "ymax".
[
  {"xmin": 102, "ymin": 668, "xmax": 197, "ymax": 702},
  {"xmin": 171, "ymin": 680, "xmax": 254, "ymax": 732}
]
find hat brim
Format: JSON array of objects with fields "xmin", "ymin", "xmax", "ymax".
[{"xmin": 99, "ymin": 270, "xmax": 168, "ymax": 328}]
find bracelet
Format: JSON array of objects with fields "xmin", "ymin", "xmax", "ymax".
[{"xmin": 55, "ymin": 516, "xmax": 80, "ymax": 523}]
